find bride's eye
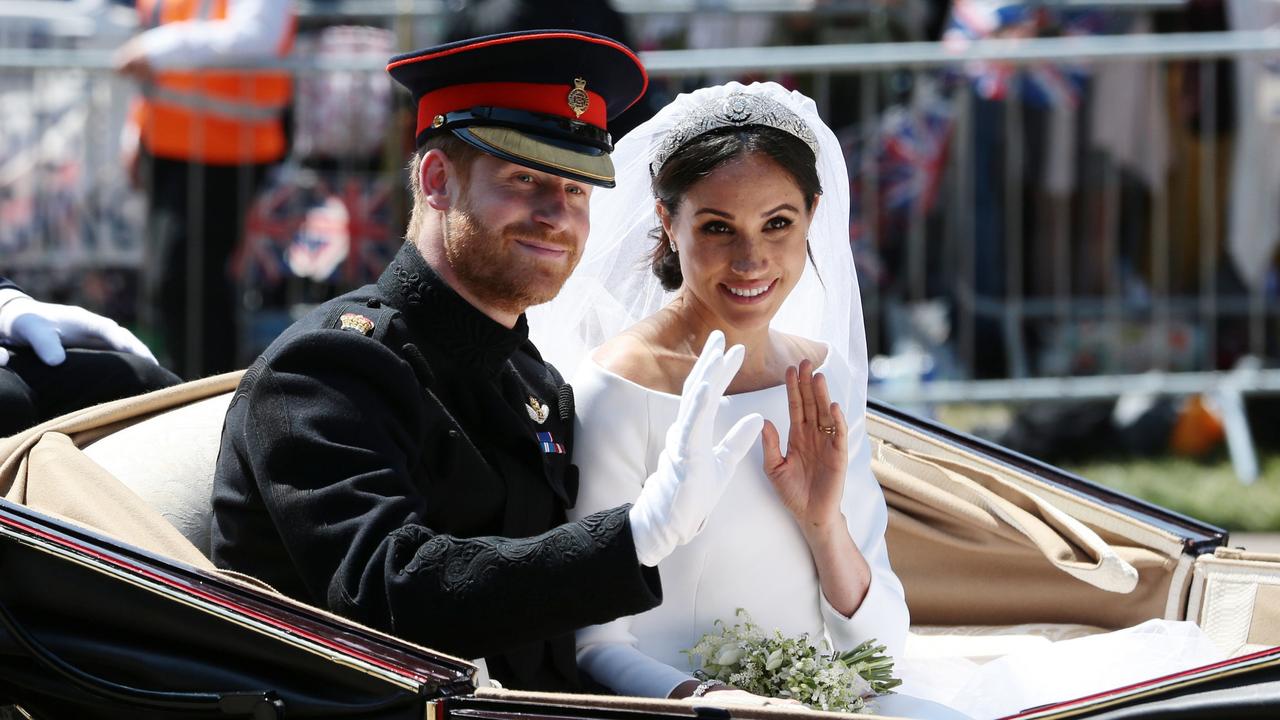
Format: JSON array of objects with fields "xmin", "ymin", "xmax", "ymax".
[
  {"xmin": 765, "ymin": 216, "xmax": 793, "ymax": 231},
  {"xmin": 701, "ymin": 221, "xmax": 733, "ymax": 235}
]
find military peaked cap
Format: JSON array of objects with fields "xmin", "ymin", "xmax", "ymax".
[{"xmin": 387, "ymin": 30, "xmax": 648, "ymax": 188}]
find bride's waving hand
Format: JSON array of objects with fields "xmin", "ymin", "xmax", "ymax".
[
  {"xmin": 762, "ymin": 359, "xmax": 849, "ymax": 531},
  {"xmin": 764, "ymin": 359, "xmax": 873, "ymax": 618}
]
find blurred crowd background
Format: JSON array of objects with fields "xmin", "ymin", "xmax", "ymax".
[{"xmin": 4, "ymin": 0, "xmax": 1280, "ymax": 493}]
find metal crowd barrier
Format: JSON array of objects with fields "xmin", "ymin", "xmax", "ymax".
[{"xmin": 3, "ymin": 29, "xmax": 1280, "ymax": 476}]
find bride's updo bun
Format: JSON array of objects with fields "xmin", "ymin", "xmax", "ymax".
[{"xmin": 649, "ymin": 125, "xmax": 821, "ymax": 291}]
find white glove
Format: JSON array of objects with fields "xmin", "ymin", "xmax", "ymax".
[
  {"xmin": 0, "ymin": 293, "xmax": 158, "ymax": 368},
  {"xmin": 629, "ymin": 331, "xmax": 764, "ymax": 567}
]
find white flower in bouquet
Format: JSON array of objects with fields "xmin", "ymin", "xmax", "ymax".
[{"xmin": 683, "ymin": 608, "xmax": 901, "ymax": 713}]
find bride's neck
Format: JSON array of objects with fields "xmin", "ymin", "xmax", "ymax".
[{"xmin": 663, "ymin": 296, "xmax": 777, "ymax": 383}]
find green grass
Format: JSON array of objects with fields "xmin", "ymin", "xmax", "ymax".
[{"xmin": 1064, "ymin": 454, "xmax": 1280, "ymax": 532}]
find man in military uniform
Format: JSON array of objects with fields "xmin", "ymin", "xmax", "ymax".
[{"xmin": 211, "ymin": 31, "xmax": 763, "ymax": 692}]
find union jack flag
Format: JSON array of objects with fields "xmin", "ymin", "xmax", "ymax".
[
  {"xmin": 845, "ymin": 81, "xmax": 956, "ymax": 288},
  {"xmin": 943, "ymin": 0, "xmax": 1106, "ymax": 109},
  {"xmin": 336, "ymin": 174, "xmax": 399, "ymax": 284},
  {"xmin": 235, "ymin": 169, "xmax": 400, "ymax": 288}
]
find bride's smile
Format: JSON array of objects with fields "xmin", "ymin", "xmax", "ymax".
[
  {"xmin": 721, "ymin": 278, "xmax": 777, "ymax": 303},
  {"xmin": 660, "ymin": 152, "xmax": 817, "ymax": 333}
]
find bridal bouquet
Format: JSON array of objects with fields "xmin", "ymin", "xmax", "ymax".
[{"xmin": 684, "ymin": 609, "xmax": 901, "ymax": 713}]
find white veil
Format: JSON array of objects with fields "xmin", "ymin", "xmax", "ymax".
[{"xmin": 529, "ymin": 81, "xmax": 866, "ymax": 398}]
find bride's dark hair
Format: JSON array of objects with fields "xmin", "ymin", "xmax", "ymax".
[{"xmin": 649, "ymin": 125, "xmax": 822, "ymax": 291}]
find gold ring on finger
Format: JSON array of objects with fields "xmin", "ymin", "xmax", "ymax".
[{"xmin": 817, "ymin": 424, "xmax": 837, "ymax": 435}]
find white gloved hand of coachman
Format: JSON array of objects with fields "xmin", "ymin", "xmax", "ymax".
[
  {"xmin": 0, "ymin": 291, "xmax": 158, "ymax": 368},
  {"xmin": 628, "ymin": 330, "xmax": 764, "ymax": 567}
]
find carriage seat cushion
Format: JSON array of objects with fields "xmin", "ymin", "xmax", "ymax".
[{"xmin": 81, "ymin": 392, "xmax": 234, "ymax": 558}]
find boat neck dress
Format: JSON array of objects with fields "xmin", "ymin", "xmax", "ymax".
[{"xmin": 567, "ymin": 345, "xmax": 909, "ymax": 699}]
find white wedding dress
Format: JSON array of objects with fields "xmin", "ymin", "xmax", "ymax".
[
  {"xmin": 567, "ymin": 345, "xmax": 918, "ymax": 704},
  {"xmin": 535, "ymin": 81, "xmax": 1226, "ymax": 720},
  {"xmin": 564, "ymin": 347, "xmax": 1227, "ymax": 720}
]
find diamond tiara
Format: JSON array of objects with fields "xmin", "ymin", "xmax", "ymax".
[{"xmin": 649, "ymin": 92, "xmax": 820, "ymax": 178}]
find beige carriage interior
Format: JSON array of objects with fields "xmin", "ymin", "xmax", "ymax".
[{"xmin": 3, "ymin": 372, "xmax": 1280, "ymax": 718}]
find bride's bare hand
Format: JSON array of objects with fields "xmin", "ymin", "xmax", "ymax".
[{"xmin": 762, "ymin": 359, "xmax": 848, "ymax": 536}]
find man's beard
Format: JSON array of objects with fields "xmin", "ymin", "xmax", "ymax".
[{"xmin": 443, "ymin": 199, "xmax": 580, "ymax": 316}]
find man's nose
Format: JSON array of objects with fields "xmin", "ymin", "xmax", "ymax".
[{"xmin": 531, "ymin": 186, "xmax": 571, "ymax": 233}]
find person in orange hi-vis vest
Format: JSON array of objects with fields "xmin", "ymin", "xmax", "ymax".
[{"xmin": 115, "ymin": 0, "xmax": 295, "ymax": 379}]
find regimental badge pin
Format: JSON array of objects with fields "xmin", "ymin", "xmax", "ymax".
[
  {"xmin": 339, "ymin": 312, "xmax": 375, "ymax": 336},
  {"xmin": 567, "ymin": 77, "xmax": 590, "ymax": 118},
  {"xmin": 526, "ymin": 396, "xmax": 550, "ymax": 424}
]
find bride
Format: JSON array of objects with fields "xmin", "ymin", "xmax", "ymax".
[
  {"xmin": 530, "ymin": 81, "xmax": 923, "ymax": 712},
  {"xmin": 529, "ymin": 82, "xmax": 1222, "ymax": 719}
]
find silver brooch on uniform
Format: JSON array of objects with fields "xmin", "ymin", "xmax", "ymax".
[
  {"xmin": 649, "ymin": 92, "xmax": 820, "ymax": 178},
  {"xmin": 526, "ymin": 396, "xmax": 550, "ymax": 424}
]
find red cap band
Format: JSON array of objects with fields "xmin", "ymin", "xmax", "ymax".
[{"xmin": 417, "ymin": 81, "xmax": 607, "ymax": 137}]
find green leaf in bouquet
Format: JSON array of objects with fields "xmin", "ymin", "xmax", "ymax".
[{"xmin": 683, "ymin": 610, "xmax": 901, "ymax": 713}]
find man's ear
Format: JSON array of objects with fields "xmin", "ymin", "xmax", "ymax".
[{"xmin": 421, "ymin": 149, "xmax": 455, "ymax": 211}]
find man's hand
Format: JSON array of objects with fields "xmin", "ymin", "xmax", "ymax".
[
  {"xmin": 0, "ymin": 295, "xmax": 158, "ymax": 368},
  {"xmin": 628, "ymin": 330, "xmax": 763, "ymax": 567}
]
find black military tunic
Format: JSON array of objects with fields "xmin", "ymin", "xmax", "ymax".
[{"xmin": 211, "ymin": 242, "xmax": 661, "ymax": 691}]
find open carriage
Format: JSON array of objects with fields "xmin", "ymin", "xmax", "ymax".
[{"xmin": 1, "ymin": 373, "xmax": 1278, "ymax": 719}]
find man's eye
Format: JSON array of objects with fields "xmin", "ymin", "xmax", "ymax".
[
  {"xmin": 566, "ymin": 184, "xmax": 585, "ymax": 195},
  {"xmin": 517, "ymin": 174, "xmax": 535, "ymax": 183}
]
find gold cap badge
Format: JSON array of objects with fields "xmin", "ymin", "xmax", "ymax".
[
  {"xmin": 567, "ymin": 78, "xmax": 590, "ymax": 119},
  {"xmin": 526, "ymin": 396, "xmax": 550, "ymax": 424},
  {"xmin": 339, "ymin": 312, "xmax": 375, "ymax": 336}
]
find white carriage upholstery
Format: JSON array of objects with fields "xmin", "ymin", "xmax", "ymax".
[{"xmin": 81, "ymin": 391, "xmax": 234, "ymax": 558}]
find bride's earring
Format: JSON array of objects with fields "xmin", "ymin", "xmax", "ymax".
[{"xmin": 668, "ymin": 238, "xmax": 678, "ymax": 254}]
